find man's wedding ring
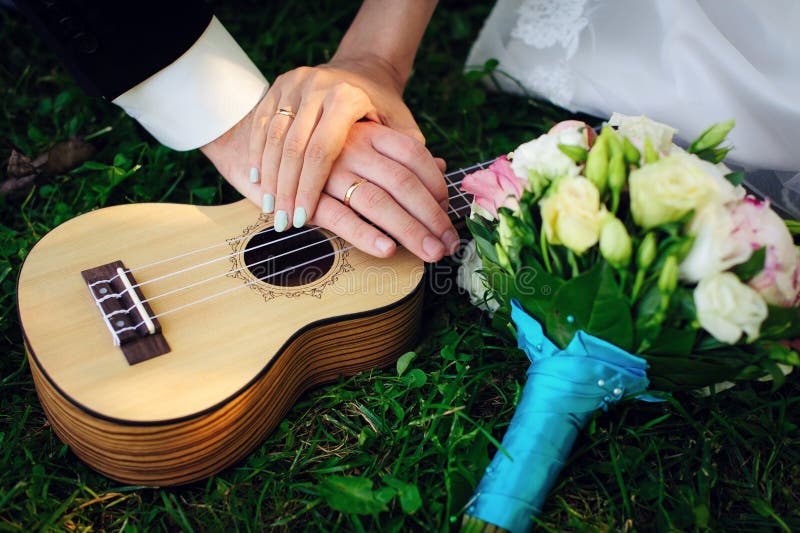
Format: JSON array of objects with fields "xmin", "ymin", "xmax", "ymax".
[
  {"xmin": 343, "ymin": 178, "xmax": 367, "ymax": 207},
  {"xmin": 276, "ymin": 108, "xmax": 297, "ymax": 119}
]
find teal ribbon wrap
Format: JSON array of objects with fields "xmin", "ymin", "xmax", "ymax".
[{"xmin": 466, "ymin": 300, "xmax": 650, "ymax": 533}]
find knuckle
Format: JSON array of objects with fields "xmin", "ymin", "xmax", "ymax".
[
  {"xmin": 328, "ymin": 204, "xmax": 349, "ymax": 231},
  {"xmin": 390, "ymin": 166, "xmax": 417, "ymax": 191},
  {"xmin": 352, "ymin": 224, "xmax": 374, "ymax": 245},
  {"xmin": 267, "ymin": 125, "xmax": 286, "ymax": 148},
  {"xmin": 282, "ymin": 137, "xmax": 304, "ymax": 160},
  {"xmin": 400, "ymin": 217, "xmax": 419, "ymax": 239},
  {"xmin": 305, "ymin": 142, "xmax": 329, "ymax": 165},
  {"xmin": 410, "ymin": 138, "xmax": 430, "ymax": 159}
]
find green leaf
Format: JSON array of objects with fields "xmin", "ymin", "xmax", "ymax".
[
  {"xmin": 645, "ymin": 327, "xmax": 697, "ymax": 356},
  {"xmin": 395, "ymin": 351, "xmax": 416, "ymax": 376},
  {"xmin": 760, "ymin": 305, "xmax": 800, "ymax": 340},
  {"xmin": 546, "ymin": 262, "xmax": 633, "ymax": 350},
  {"xmin": 403, "ymin": 368, "xmax": 427, "ymax": 389},
  {"xmin": 732, "ymin": 246, "xmax": 766, "ymax": 282},
  {"xmin": 384, "ymin": 478, "xmax": 422, "ymax": 514},
  {"xmin": 317, "ymin": 476, "xmax": 389, "ymax": 515},
  {"xmin": 784, "ymin": 220, "xmax": 800, "ymax": 235},
  {"xmin": 482, "ymin": 260, "xmax": 561, "ymax": 323},
  {"xmin": 725, "ymin": 170, "xmax": 745, "ymax": 186},
  {"xmin": 465, "ymin": 217, "xmax": 498, "ymax": 265}
]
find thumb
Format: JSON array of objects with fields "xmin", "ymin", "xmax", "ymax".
[{"xmin": 379, "ymin": 106, "xmax": 426, "ymax": 145}]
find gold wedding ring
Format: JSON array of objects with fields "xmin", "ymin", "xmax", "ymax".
[
  {"xmin": 276, "ymin": 108, "xmax": 297, "ymax": 118},
  {"xmin": 343, "ymin": 178, "xmax": 367, "ymax": 207}
]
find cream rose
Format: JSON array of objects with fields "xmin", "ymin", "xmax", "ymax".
[
  {"xmin": 540, "ymin": 177, "xmax": 606, "ymax": 255},
  {"xmin": 694, "ymin": 272, "xmax": 768, "ymax": 344},
  {"xmin": 629, "ymin": 152, "xmax": 739, "ymax": 229}
]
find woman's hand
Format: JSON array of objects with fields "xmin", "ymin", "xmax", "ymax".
[{"xmin": 247, "ymin": 55, "xmax": 427, "ymax": 233}]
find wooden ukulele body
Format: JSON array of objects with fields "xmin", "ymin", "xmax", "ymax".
[{"xmin": 17, "ymin": 199, "xmax": 424, "ymax": 485}]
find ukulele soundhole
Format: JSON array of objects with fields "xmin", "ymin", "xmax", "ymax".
[{"xmin": 243, "ymin": 226, "xmax": 334, "ymax": 287}]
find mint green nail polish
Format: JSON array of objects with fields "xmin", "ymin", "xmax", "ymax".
[
  {"xmin": 249, "ymin": 167, "xmax": 259, "ymax": 183},
  {"xmin": 293, "ymin": 207, "xmax": 307, "ymax": 228},
  {"xmin": 274, "ymin": 210, "xmax": 288, "ymax": 232},
  {"xmin": 262, "ymin": 193, "xmax": 275, "ymax": 214}
]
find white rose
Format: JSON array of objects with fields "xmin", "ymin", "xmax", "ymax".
[
  {"xmin": 629, "ymin": 152, "xmax": 740, "ymax": 229},
  {"xmin": 511, "ymin": 133, "xmax": 580, "ymax": 197},
  {"xmin": 457, "ymin": 240, "xmax": 500, "ymax": 312},
  {"xmin": 679, "ymin": 202, "xmax": 753, "ymax": 283},
  {"xmin": 608, "ymin": 112, "xmax": 677, "ymax": 154},
  {"xmin": 694, "ymin": 272, "xmax": 768, "ymax": 344},
  {"xmin": 540, "ymin": 176, "xmax": 606, "ymax": 255}
]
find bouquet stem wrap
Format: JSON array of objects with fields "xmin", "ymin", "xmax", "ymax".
[{"xmin": 465, "ymin": 300, "xmax": 650, "ymax": 533}]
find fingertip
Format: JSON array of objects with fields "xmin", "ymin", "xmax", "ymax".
[
  {"xmin": 434, "ymin": 157, "xmax": 447, "ymax": 173},
  {"xmin": 422, "ymin": 235, "xmax": 446, "ymax": 263},
  {"xmin": 441, "ymin": 229, "xmax": 460, "ymax": 255},
  {"xmin": 374, "ymin": 235, "xmax": 396, "ymax": 257},
  {"xmin": 262, "ymin": 193, "xmax": 275, "ymax": 214},
  {"xmin": 292, "ymin": 207, "xmax": 307, "ymax": 228}
]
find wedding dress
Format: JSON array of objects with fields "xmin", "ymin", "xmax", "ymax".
[{"xmin": 466, "ymin": 0, "xmax": 800, "ymax": 217}]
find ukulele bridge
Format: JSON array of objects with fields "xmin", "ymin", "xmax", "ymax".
[{"xmin": 82, "ymin": 260, "xmax": 170, "ymax": 365}]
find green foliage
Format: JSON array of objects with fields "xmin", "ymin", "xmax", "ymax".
[{"xmin": 1, "ymin": 1, "xmax": 799, "ymax": 532}]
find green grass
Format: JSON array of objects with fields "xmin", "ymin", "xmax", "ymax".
[{"xmin": 1, "ymin": 1, "xmax": 799, "ymax": 531}]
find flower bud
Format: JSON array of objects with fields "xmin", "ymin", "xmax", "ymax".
[
  {"xmin": 623, "ymin": 136, "xmax": 641, "ymax": 166},
  {"xmin": 689, "ymin": 119, "xmax": 735, "ymax": 153},
  {"xmin": 495, "ymin": 242, "xmax": 512, "ymax": 273},
  {"xmin": 637, "ymin": 232, "xmax": 657, "ymax": 269},
  {"xmin": 584, "ymin": 134, "xmax": 609, "ymax": 193},
  {"xmin": 608, "ymin": 152, "xmax": 627, "ymax": 194},
  {"xmin": 658, "ymin": 255, "xmax": 679, "ymax": 294},
  {"xmin": 602, "ymin": 125, "xmax": 623, "ymax": 159},
  {"xmin": 643, "ymin": 138, "xmax": 659, "ymax": 164},
  {"xmin": 600, "ymin": 216, "xmax": 632, "ymax": 268}
]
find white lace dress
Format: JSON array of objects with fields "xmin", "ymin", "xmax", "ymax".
[{"xmin": 466, "ymin": 0, "xmax": 800, "ymax": 217}]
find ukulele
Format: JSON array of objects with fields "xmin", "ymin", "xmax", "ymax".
[{"xmin": 16, "ymin": 163, "xmax": 486, "ymax": 486}]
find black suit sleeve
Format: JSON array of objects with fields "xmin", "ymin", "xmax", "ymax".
[{"xmin": 14, "ymin": 0, "xmax": 214, "ymax": 99}]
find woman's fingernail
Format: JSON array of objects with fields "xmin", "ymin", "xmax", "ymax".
[
  {"xmin": 375, "ymin": 236, "xmax": 394, "ymax": 255},
  {"xmin": 262, "ymin": 193, "xmax": 275, "ymax": 214},
  {"xmin": 293, "ymin": 207, "xmax": 307, "ymax": 228},
  {"xmin": 440, "ymin": 200, "xmax": 449, "ymax": 211},
  {"xmin": 274, "ymin": 210, "xmax": 288, "ymax": 232},
  {"xmin": 249, "ymin": 167, "xmax": 259, "ymax": 183},
  {"xmin": 422, "ymin": 235, "xmax": 445, "ymax": 260},
  {"xmin": 442, "ymin": 229, "xmax": 459, "ymax": 253}
]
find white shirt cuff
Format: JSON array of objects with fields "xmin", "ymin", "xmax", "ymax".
[{"xmin": 112, "ymin": 16, "xmax": 269, "ymax": 151}]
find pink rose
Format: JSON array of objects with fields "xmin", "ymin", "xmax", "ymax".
[
  {"xmin": 730, "ymin": 197, "xmax": 800, "ymax": 307},
  {"xmin": 461, "ymin": 156, "xmax": 525, "ymax": 218}
]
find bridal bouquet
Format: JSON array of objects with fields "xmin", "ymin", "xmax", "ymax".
[{"xmin": 457, "ymin": 114, "xmax": 800, "ymax": 532}]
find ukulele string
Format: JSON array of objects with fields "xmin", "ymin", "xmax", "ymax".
[
  {"xmin": 92, "ymin": 167, "xmax": 485, "ymax": 298},
  {"xmin": 106, "ymin": 189, "xmax": 481, "ymax": 317},
  {"xmin": 96, "ymin": 159, "xmax": 495, "ymax": 324},
  {"xmin": 113, "ymin": 200, "xmax": 479, "ymax": 335}
]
